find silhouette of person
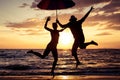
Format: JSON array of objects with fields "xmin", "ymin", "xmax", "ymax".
[
  {"xmin": 56, "ymin": 6, "xmax": 98, "ymax": 67},
  {"xmin": 27, "ymin": 17, "xmax": 65, "ymax": 76}
]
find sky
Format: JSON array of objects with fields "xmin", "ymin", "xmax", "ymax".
[{"xmin": 0, "ymin": 0, "xmax": 120, "ymax": 49}]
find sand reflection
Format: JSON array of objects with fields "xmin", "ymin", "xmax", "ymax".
[
  {"xmin": 54, "ymin": 75, "xmax": 120, "ymax": 80},
  {"xmin": 0, "ymin": 76, "xmax": 120, "ymax": 80},
  {"xmin": 54, "ymin": 75, "xmax": 80, "ymax": 79}
]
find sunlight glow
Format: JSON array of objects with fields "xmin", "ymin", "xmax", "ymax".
[
  {"xmin": 59, "ymin": 32, "xmax": 73, "ymax": 45},
  {"xmin": 61, "ymin": 76, "xmax": 69, "ymax": 79}
]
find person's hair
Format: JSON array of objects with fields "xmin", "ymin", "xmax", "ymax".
[
  {"xmin": 52, "ymin": 22, "xmax": 57, "ymax": 29},
  {"xmin": 70, "ymin": 15, "xmax": 77, "ymax": 21}
]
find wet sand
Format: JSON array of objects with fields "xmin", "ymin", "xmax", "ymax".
[{"xmin": 0, "ymin": 75, "xmax": 119, "ymax": 80}]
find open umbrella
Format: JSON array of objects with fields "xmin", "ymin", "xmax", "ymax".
[{"xmin": 37, "ymin": 0, "xmax": 75, "ymax": 19}]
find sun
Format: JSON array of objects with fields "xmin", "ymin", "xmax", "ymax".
[{"xmin": 59, "ymin": 32, "xmax": 73, "ymax": 45}]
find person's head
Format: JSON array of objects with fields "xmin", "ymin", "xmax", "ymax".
[
  {"xmin": 52, "ymin": 22, "xmax": 58, "ymax": 30},
  {"xmin": 69, "ymin": 15, "xmax": 77, "ymax": 22}
]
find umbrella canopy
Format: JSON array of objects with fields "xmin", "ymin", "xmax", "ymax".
[
  {"xmin": 37, "ymin": 0, "xmax": 75, "ymax": 18},
  {"xmin": 37, "ymin": 0, "xmax": 75, "ymax": 10}
]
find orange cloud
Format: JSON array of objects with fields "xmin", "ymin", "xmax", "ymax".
[
  {"xmin": 96, "ymin": 32, "xmax": 112, "ymax": 36},
  {"xmin": 6, "ymin": 18, "xmax": 41, "ymax": 28},
  {"xmin": 5, "ymin": 18, "xmax": 48, "ymax": 35}
]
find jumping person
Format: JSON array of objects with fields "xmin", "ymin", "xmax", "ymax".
[
  {"xmin": 56, "ymin": 6, "xmax": 98, "ymax": 67},
  {"xmin": 27, "ymin": 17, "xmax": 65, "ymax": 76}
]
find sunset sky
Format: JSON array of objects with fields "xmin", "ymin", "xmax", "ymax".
[{"xmin": 0, "ymin": 0, "xmax": 120, "ymax": 49}]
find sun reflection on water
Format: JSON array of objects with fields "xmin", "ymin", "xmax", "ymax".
[
  {"xmin": 54, "ymin": 75, "xmax": 82, "ymax": 79},
  {"xmin": 61, "ymin": 76, "xmax": 69, "ymax": 79}
]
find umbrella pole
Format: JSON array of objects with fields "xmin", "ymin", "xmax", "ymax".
[{"xmin": 56, "ymin": 9, "xmax": 58, "ymax": 20}]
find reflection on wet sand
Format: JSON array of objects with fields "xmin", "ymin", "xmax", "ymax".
[
  {"xmin": 0, "ymin": 76, "xmax": 120, "ymax": 80},
  {"xmin": 54, "ymin": 76, "xmax": 120, "ymax": 80}
]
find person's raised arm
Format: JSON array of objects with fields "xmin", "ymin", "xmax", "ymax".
[
  {"xmin": 79, "ymin": 6, "xmax": 94, "ymax": 23},
  {"xmin": 56, "ymin": 19, "xmax": 68, "ymax": 28},
  {"xmin": 44, "ymin": 17, "xmax": 52, "ymax": 31},
  {"xmin": 58, "ymin": 28, "xmax": 66, "ymax": 32}
]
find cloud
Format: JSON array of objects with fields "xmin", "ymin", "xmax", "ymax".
[
  {"xmin": 17, "ymin": 0, "xmax": 120, "ymax": 32},
  {"xmin": 5, "ymin": 18, "xmax": 47, "ymax": 35},
  {"xmin": 30, "ymin": 2, "xmax": 37, "ymax": 8},
  {"xmin": 30, "ymin": 0, "xmax": 41, "ymax": 9},
  {"xmin": 96, "ymin": 32, "xmax": 112, "ymax": 36},
  {"xmin": 6, "ymin": 18, "xmax": 41, "ymax": 28},
  {"xmin": 100, "ymin": 0, "xmax": 120, "ymax": 13},
  {"xmin": 18, "ymin": 29, "xmax": 47, "ymax": 35},
  {"xmin": 19, "ymin": 3, "xmax": 29, "ymax": 8},
  {"xmin": 104, "ymin": 25, "xmax": 120, "ymax": 30},
  {"xmin": 28, "ymin": 0, "xmax": 111, "ymax": 10},
  {"xmin": 18, "ymin": 0, "xmax": 41, "ymax": 9},
  {"xmin": 91, "ymin": 1, "xmax": 120, "ymax": 27},
  {"xmin": 86, "ymin": 12, "xmax": 120, "ymax": 30},
  {"xmin": 74, "ymin": 0, "xmax": 111, "ymax": 8}
]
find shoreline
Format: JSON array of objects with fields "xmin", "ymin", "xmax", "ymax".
[{"xmin": 0, "ymin": 75, "xmax": 120, "ymax": 80}]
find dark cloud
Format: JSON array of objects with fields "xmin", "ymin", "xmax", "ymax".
[
  {"xmin": 100, "ymin": 0, "xmax": 120, "ymax": 13},
  {"xmin": 25, "ymin": 0, "xmax": 111, "ymax": 10},
  {"xmin": 104, "ymin": 25, "xmax": 120, "ymax": 30},
  {"xmin": 19, "ymin": 0, "xmax": 41, "ymax": 9},
  {"xmin": 96, "ymin": 32, "xmax": 112, "ymax": 36},
  {"xmin": 19, "ymin": 3, "xmax": 29, "ymax": 8},
  {"xmin": 73, "ymin": 0, "xmax": 111, "ymax": 8},
  {"xmin": 34, "ymin": 0, "xmax": 41, "ymax": 2},
  {"xmin": 92, "ymin": 0, "xmax": 120, "ymax": 30},
  {"xmin": 81, "ymin": 11, "xmax": 119, "ymax": 30},
  {"xmin": 18, "ymin": 0, "xmax": 120, "ymax": 31},
  {"xmin": 30, "ymin": 2, "xmax": 37, "ymax": 8},
  {"xmin": 30, "ymin": 0, "xmax": 41, "ymax": 9}
]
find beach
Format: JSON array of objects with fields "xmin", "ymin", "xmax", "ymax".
[
  {"xmin": 0, "ymin": 75, "xmax": 120, "ymax": 80},
  {"xmin": 0, "ymin": 49, "xmax": 120, "ymax": 80}
]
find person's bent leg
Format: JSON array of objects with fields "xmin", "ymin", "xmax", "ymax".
[
  {"xmin": 27, "ymin": 50, "xmax": 43, "ymax": 58},
  {"xmin": 80, "ymin": 40, "xmax": 98, "ymax": 49},
  {"xmin": 42, "ymin": 48, "xmax": 50, "ymax": 59},
  {"xmin": 90, "ymin": 40, "xmax": 98, "ymax": 46},
  {"xmin": 27, "ymin": 44, "xmax": 51, "ymax": 58},
  {"xmin": 40, "ymin": 43, "xmax": 51, "ymax": 58}
]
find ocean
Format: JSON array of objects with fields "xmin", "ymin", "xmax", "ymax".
[{"xmin": 0, "ymin": 49, "xmax": 120, "ymax": 76}]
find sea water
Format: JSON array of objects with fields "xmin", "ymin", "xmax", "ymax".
[{"xmin": 0, "ymin": 49, "xmax": 119, "ymax": 76}]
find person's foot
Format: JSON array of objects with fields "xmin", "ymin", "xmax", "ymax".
[
  {"xmin": 76, "ymin": 62, "xmax": 83, "ymax": 68},
  {"xmin": 51, "ymin": 70, "xmax": 55, "ymax": 77},
  {"xmin": 27, "ymin": 50, "xmax": 34, "ymax": 53},
  {"xmin": 91, "ymin": 40, "xmax": 98, "ymax": 46}
]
